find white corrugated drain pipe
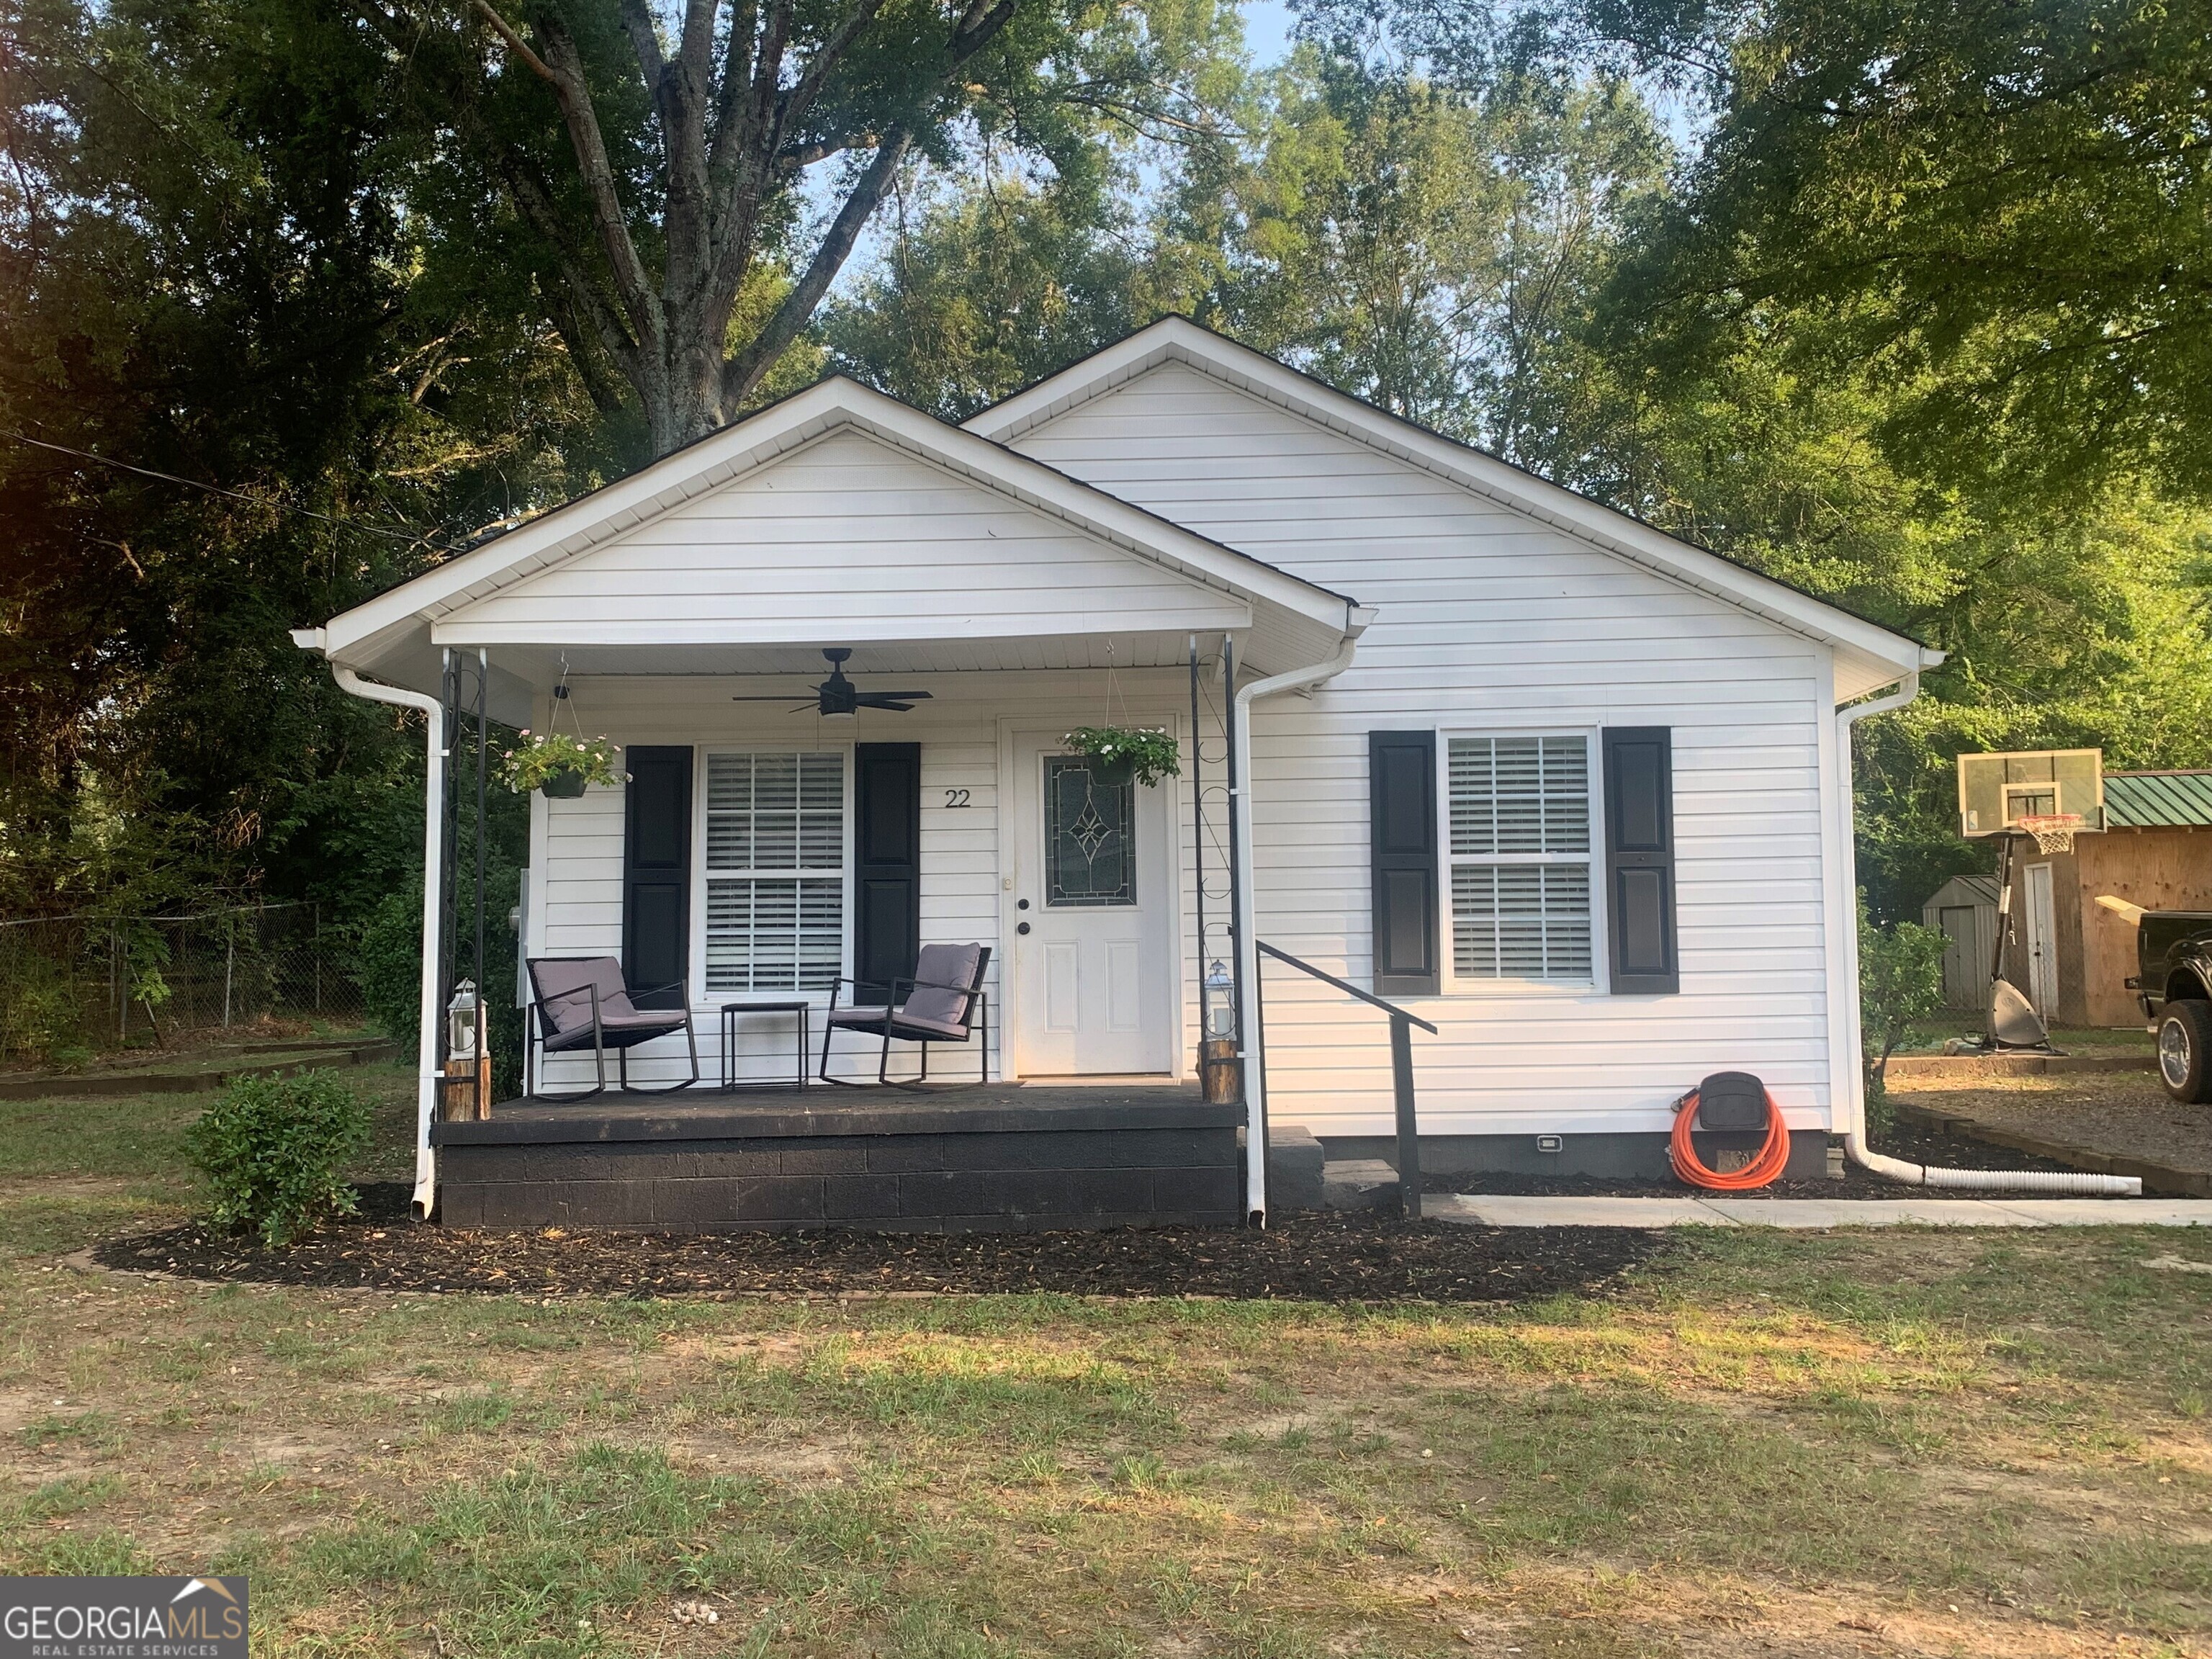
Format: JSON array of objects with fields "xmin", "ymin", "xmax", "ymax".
[
  {"xmin": 1835, "ymin": 675, "xmax": 2140, "ymax": 1195},
  {"xmin": 1232, "ymin": 632, "xmax": 1362, "ymax": 1223},
  {"xmin": 325, "ymin": 657, "xmax": 448, "ymax": 1219}
]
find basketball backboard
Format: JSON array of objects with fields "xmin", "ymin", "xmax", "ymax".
[{"xmin": 1956, "ymin": 749, "xmax": 2104, "ymax": 838}]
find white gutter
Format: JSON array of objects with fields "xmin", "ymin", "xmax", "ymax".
[
  {"xmin": 306, "ymin": 639, "xmax": 448, "ymax": 1220},
  {"xmin": 1232, "ymin": 631, "xmax": 1362, "ymax": 1223},
  {"xmin": 1833, "ymin": 673, "xmax": 2141, "ymax": 1195}
]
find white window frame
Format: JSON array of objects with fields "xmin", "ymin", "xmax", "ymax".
[
  {"xmin": 689, "ymin": 745, "xmax": 854, "ymax": 1006},
  {"xmin": 1437, "ymin": 725, "xmax": 1607, "ymax": 995}
]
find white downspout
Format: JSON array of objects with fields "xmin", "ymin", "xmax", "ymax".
[
  {"xmin": 1834, "ymin": 673, "xmax": 2140, "ymax": 1195},
  {"xmin": 1233, "ymin": 630, "xmax": 1362, "ymax": 1223},
  {"xmin": 325, "ymin": 657, "xmax": 448, "ymax": 1220}
]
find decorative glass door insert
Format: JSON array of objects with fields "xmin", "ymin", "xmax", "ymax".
[{"xmin": 1044, "ymin": 758, "xmax": 1136, "ymax": 907}]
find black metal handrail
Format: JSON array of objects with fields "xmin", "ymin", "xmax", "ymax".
[{"xmin": 1255, "ymin": 940, "xmax": 1435, "ymax": 1218}]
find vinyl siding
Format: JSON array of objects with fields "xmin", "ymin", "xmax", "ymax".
[
  {"xmin": 1011, "ymin": 362, "xmax": 1840, "ymax": 1136},
  {"xmin": 526, "ymin": 670, "xmax": 1212, "ymax": 1092},
  {"xmin": 442, "ymin": 428, "xmax": 1247, "ymax": 647}
]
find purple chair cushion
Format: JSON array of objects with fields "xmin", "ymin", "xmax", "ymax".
[
  {"xmin": 528, "ymin": 957, "xmax": 637, "ymax": 1036},
  {"xmin": 902, "ymin": 943, "xmax": 982, "ymax": 1030}
]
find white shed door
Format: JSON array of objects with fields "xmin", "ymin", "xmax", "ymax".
[
  {"xmin": 2024, "ymin": 863, "xmax": 2059, "ymax": 1020},
  {"xmin": 1010, "ymin": 737, "xmax": 1174, "ymax": 1075}
]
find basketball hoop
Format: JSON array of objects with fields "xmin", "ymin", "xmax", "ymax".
[{"xmin": 2017, "ymin": 813, "xmax": 2087, "ymax": 853}]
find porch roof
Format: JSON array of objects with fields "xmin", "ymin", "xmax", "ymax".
[{"xmin": 301, "ymin": 375, "xmax": 1365, "ymax": 716}]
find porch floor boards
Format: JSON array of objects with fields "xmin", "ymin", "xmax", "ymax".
[{"xmin": 431, "ymin": 1082, "xmax": 1242, "ymax": 1233}]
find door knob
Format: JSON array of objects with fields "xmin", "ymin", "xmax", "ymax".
[{"xmin": 1017, "ymin": 922, "xmax": 1031, "ymax": 935}]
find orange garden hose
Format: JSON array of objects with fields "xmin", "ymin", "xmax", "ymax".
[{"xmin": 1669, "ymin": 1084, "xmax": 1792, "ymax": 1190}]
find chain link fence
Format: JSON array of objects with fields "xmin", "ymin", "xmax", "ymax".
[{"xmin": 0, "ymin": 902, "xmax": 367, "ymax": 1063}]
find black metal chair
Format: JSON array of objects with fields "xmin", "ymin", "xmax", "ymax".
[
  {"xmin": 524, "ymin": 956, "xmax": 698, "ymax": 1100},
  {"xmin": 819, "ymin": 943, "xmax": 992, "ymax": 1089}
]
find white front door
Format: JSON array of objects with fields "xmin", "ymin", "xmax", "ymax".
[
  {"xmin": 2025, "ymin": 862, "xmax": 2059, "ymax": 1020},
  {"xmin": 1009, "ymin": 734, "xmax": 1176, "ymax": 1075}
]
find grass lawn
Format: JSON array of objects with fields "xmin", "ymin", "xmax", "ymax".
[{"xmin": 2, "ymin": 1069, "xmax": 2209, "ymax": 1657}]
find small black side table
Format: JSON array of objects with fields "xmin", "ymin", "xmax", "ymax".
[{"xmin": 719, "ymin": 1001, "xmax": 811, "ymax": 1091}]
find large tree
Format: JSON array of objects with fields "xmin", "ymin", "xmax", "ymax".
[
  {"xmin": 1607, "ymin": 0, "xmax": 2212, "ymax": 502},
  {"xmin": 365, "ymin": 0, "xmax": 1234, "ymax": 455},
  {"xmin": 1179, "ymin": 53, "xmax": 1663, "ymax": 463},
  {"xmin": 0, "ymin": 0, "xmax": 593, "ymax": 922},
  {"xmin": 1382, "ymin": 0, "xmax": 2212, "ymax": 504}
]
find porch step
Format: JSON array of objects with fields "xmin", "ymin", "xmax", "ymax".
[
  {"xmin": 1267, "ymin": 1125, "xmax": 1326, "ymax": 1210},
  {"xmin": 1321, "ymin": 1158, "xmax": 1399, "ymax": 1211}
]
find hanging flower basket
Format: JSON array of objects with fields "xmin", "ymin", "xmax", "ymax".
[
  {"xmin": 1063, "ymin": 725, "xmax": 1179, "ymax": 789},
  {"xmin": 539, "ymin": 765, "xmax": 590, "ymax": 799},
  {"xmin": 503, "ymin": 732, "xmax": 621, "ymax": 796}
]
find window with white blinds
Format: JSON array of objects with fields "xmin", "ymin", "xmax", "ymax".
[
  {"xmin": 702, "ymin": 752, "xmax": 846, "ymax": 994},
  {"xmin": 1447, "ymin": 735, "xmax": 1594, "ymax": 981}
]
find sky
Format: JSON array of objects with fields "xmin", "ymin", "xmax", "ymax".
[{"xmin": 1241, "ymin": 0, "xmax": 1298, "ymax": 65}]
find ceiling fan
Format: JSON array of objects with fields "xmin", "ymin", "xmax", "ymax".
[{"xmin": 730, "ymin": 648, "xmax": 932, "ymax": 719}]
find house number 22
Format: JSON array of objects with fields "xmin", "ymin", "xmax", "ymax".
[{"xmin": 943, "ymin": 788, "xmax": 971, "ymax": 809}]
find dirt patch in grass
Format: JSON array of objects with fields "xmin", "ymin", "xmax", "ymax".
[{"xmin": 93, "ymin": 1197, "xmax": 1667, "ymax": 1303}]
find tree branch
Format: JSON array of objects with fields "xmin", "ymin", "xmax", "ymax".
[
  {"xmin": 490, "ymin": 140, "xmax": 645, "ymax": 376},
  {"xmin": 474, "ymin": 0, "xmax": 662, "ymax": 352},
  {"xmin": 710, "ymin": 0, "xmax": 760, "ymax": 175},
  {"xmin": 773, "ymin": 0, "xmax": 887, "ymax": 149},
  {"xmin": 721, "ymin": 125, "xmax": 914, "ymax": 405},
  {"xmin": 616, "ymin": 0, "xmax": 666, "ymax": 91}
]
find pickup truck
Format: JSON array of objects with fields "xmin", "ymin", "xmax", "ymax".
[{"xmin": 2116, "ymin": 901, "xmax": 2212, "ymax": 1102}]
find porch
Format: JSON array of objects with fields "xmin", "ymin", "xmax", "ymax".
[
  {"xmin": 296, "ymin": 375, "xmax": 1374, "ymax": 1226},
  {"xmin": 432, "ymin": 1082, "xmax": 1243, "ymax": 1231}
]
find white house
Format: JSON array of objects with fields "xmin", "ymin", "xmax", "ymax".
[{"xmin": 298, "ymin": 318, "xmax": 1944, "ymax": 1229}]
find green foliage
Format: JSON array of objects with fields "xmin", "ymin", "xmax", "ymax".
[
  {"xmin": 825, "ymin": 176, "xmax": 1164, "ymax": 418},
  {"xmin": 0, "ymin": 0, "xmax": 601, "ymax": 948},
  {"xmin": 1583, "ymin": 0, "xmax": 2212, "ymax": 506},
  {"xmin": 1190, "ymin": 53, "xmax": 1667, "ymax": 462},
  {"xmin": 184, "ymin": 1069, "xmax": 371, "ymax": 1246},
  {"xmin": 1062, "ymin": 727, "xmax": 1182, "ymax": 787},
  {"xmin": 356, "ymin": 883, "xmax": 426, "ymax": 1048},
  {"xmin": 0, "ymin": 938, "xmax": 87, "ymax": 1066},
  {"xmin": 501, "ymin": 733, "xmax": 621, "ymax": 793},
  {"xmin": 8, "ymin": 0, "xmax": 2212, "ymax": 1032},
  {"xmin": 1858, "ymin": 894, "xmax": 1948, "ymax": 1101}
]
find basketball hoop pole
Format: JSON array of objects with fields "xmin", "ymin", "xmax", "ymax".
[{"xmin": 1989, "ymin": 830, "xmax": 2015, "ymax": 990}]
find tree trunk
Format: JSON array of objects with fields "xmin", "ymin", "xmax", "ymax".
[{"xmin": 460, "ymin": 0, "xmax": 1021, "ymax": 459}]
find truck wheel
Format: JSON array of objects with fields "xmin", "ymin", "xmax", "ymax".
[{"xmin": 2157, "ymin": 1002, "xmax": 2212, "ymax": 1103}]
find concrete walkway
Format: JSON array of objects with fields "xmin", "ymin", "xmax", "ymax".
[{"xmin": 1429, "ymin": 1194, "xmax": 2212, "ymax": 1229}]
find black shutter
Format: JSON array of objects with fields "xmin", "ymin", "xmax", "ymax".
[
  {"xmin": 853, "ymin": 742, "xmax": 922, "ymax": 1006},
  {"xmin": 1602, "ymin": 727, "xmax": 1678, "ymax": 994},
  {"xmin": 621, "ymin": 746, "xmax": 692, "ymax": 1010},
  {"xmin": 1370, "ymin": 730, "xmax": 1440, "ymax": 996}
]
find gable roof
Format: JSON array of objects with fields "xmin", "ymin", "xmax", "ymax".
[
  {"xmin": 308, "ymin": 372, "xmax": 1365, "ymax": 694},
  {"xmin": 965, "ymin": 318, "xmax": 1942, "ymax": 696},
  {"xmin": 2105, "ymin": 771, "xmax": 2212, "ymax": 830},
  {"xmin": 1924, "ymin": 873, "xmax": 2000, "ymax": 909}
]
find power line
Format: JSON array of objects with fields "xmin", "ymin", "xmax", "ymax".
[{"xmin": 1, "ymin": 428, "xmax": 457, "ymax": 551}]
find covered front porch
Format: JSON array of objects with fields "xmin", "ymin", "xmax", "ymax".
[{"xmin": 296, "ymin": 374, "xmax": 1367, "ymax": 1228}]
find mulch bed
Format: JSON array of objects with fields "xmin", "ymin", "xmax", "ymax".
[
  {"xmin": 1423, "ymin": 1118, "xmax": 2088, "ymax": 1200},
  {"xmin": 93, "ymin": 1187, "xmax": 1665, "ymax": 1305}
]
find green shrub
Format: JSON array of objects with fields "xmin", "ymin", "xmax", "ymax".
[
  {"xmin": 0, "ymin": 943, "xmax": 84, "ymax": 1065},
  {"xmin": 184, "ymin": 1070, "xmax": 372, "ymax": 1245},
  {"xmin": 1859, "ymin": 890, "xmax": 1949, "ymax": 1102},
  {"xmin": 356, "ymin": 882, "xmax": 423, "ymax": 1044}
]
